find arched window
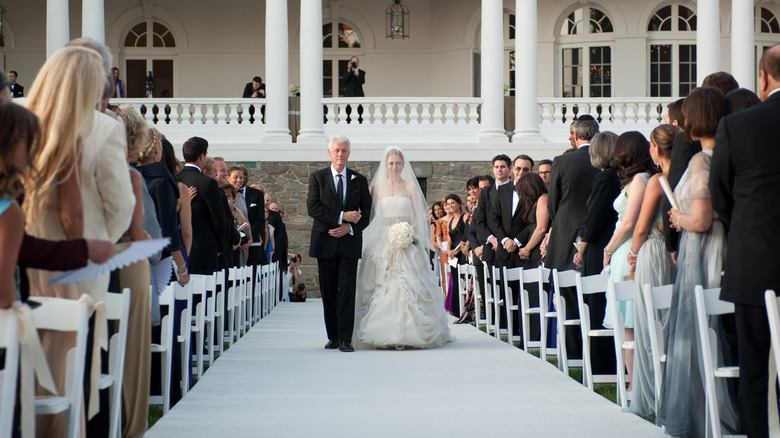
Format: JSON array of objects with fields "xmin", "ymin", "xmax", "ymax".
[
  {"xmin": 755, "ymin": 5, "xmax": 780, "ymax": 89},
  {"xmin": 322, "ymin": 19, "xmax": 362, "ymax": 97},
  {"xmin": 122, "ymin": 20, "xmax": 176, "ymax": 98},
  {"xmin": 557, "ymin": 5, "xmax": 614, "ymax": 98},
  {"xmin": 647, "ymin": 4, "xmax": 697, "ymax": 97}
]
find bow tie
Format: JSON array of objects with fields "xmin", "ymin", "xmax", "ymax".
[{"xmin": 238, "ymin": 188, "xmax": 245, "ymax": 195}]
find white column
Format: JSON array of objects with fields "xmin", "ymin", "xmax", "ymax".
[
  {"xmin": 731, "ymin": 0, "xmax": 754, "ymax": 90},
  {"xmin": 696, "ymin": 0, "xmax": 720, "ymax": 85},
  {"xmin": 46, "ymin": 0, "xmax": 70, "ymax": 58},
  {"xmin": 513, "ymin": 0, "xmax": 540, "ymax": 140},
  {"xmin": 298, "ymin": 0, "xmax": 326, "ymax": 143},
  {"xmin": 263, "ymin": 0, "xmax": 292, "ymax": 142},
  {"xmin": 81, "ymin": 0, "xmax": 105, "ymax": 43},
  {"xmin": 480, "ymin": 0, "xmax": 508, "ymax": 142}
]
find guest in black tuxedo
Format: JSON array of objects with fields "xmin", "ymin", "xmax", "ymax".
[
  {"xmin": 307, "ymin": 135, "xmax": 371, "ymax": 352},
  {"xmin": 710, "ymin": 45, "xmax": 780, "ymax": 438},
  {"xmin": 463, "ymin": 177, "xmax": 489, "ymax": 307},
  {"xmin": 341, "ymin": 56, "xmax": 365, "ymax": 97},
  {"xmin": 573, "ymin": 131, "xmax": 619, "ymax": 374},
  {"xmin": 242, "ymin": 76, "xmax": 265, "ymax": 98},
  {"xmin": 177, "ymin": 137, "xmax": 228, "ymax": 274},
  {"xmin": 236, "ymin": 165, "xmax": 268, "ymax": 267},
  {"xmin": 8, "ymin": 71, "xmax": 23, "ymax": 98},
  {"xmin": 547, "ymin": 114, "xmax": 600, "ymax": 360}
]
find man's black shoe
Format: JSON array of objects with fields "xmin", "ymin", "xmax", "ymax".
[
  {"xmin": 338, "ymin": 341, "xmax": 355, "ymax": 352},
  {"xmin": 324, "ymin": 340, "xmax": 338, "ymax": 349}
]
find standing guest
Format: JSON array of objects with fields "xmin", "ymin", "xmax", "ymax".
[
  {"xmin": 227, "ymin": 166, "xmax": 252, "ymax": 265},
  {"xmin": 601, "ymin": 131, "xmax": 657, "ymax": 392},
  {"xmin": 435, "ymin": 198, "xmax": 453, "ymax": 298},
  {"xmin": 264, "ymin": 206, "xmax": 275, "ymax": 264},
  {"xmin": 538, "ymin": 159, "xmax": 553, "ymax": 188},
  {"xmin": 660, "ymin": 86, "xmax": 739, "ymax": 436},
  {"xmin": 517, "ymin": 172, "xmax": 551, "ymax": 324},
  {"xmin": 213, "ymin": 156, "xmax": 229, "ymax": 185},
  {"xmin": 111, "ymin": 67, "xmax": 124, "ymax": 98},
  {"xmin": 430, "ymin": 201, "xmax": 445, "ymax": 282},
  {"xmin": 177, "ymin": 137, "xmax": 228, "ymax": 274},
  {"xmin": 161, "ymin": 137, "xmax": 194, "ymax": 260},
  {"xmin": 513, "ymin": 154, "xmax": 534, "ymax": 181},
  {"xmin": 547, "ymin": 114, "xmax": 600, "ymax": 361},
  {"xmin": 201, "ymin": 156, "xmax": 216, "ymax": 179},
  {"xmin": 626, "ymin": 124, "xmax": 680, "ymax": 419},
  {"xmin": 664, "ymin": 72, "xmax": 738, "ymax": 258},
  {"xmin": 24, "ymin": 46, "xmax": 134, "ymax": 437},
  {"xmin": 242, "ymin": 76, "xmax": 266, "ymax": 98},
  {"xmin": 573, "ymin": 131, "xmax": 619, "ymax": 376},
  {"xmin": 710, "ymin": 44, "xmax": 780, "ymax": 438},
  {"xmin": 236, "ymin": 165, "xmax": 268, "ymax": 267},
  {"xmin": 444, "ymin": 194, "xmax": 468, "ymax": 316},
  {"xmin": 342, "ymin": 56, "xmax": 365, "ymax": 97},
  {"xmin": 724, "ymin": 88, "xmax": 761, "ymax": 114},
  {"xmin": 8, "ymin": 70, "xmax": 23, "ymax": 97},
  {"xmin": 307, "ymin": 135, "xmax": 372, "ymax": 352},
  {"xmin": 220, "ymin": 182, "xmax": 251, "ymax": 264}
]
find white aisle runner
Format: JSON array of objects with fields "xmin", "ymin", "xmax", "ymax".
[{"xmin": 146, "ymin": 299, "xmax": 666, "ymax": 438}]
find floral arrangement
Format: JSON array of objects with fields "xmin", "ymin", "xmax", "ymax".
[
  {"xmin": 289, "ymin": 84, "xmax": 300, "ymax": 95},
  {"xmin": 388, "ymin": 221, "xmax": 415, "ymax": 249}
]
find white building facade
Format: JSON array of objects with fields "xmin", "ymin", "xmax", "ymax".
[{"xmin": 2, "ymin": 0, "xmax": 780, "ymax": 161}]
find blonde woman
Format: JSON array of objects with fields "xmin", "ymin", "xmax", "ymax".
[{"xmin": 25, "ymin": 45, "xmax": 135, "ymax": 437}]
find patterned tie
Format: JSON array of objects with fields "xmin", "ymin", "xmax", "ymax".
[{"xmin": 336, "ymin": 174, "xmax": 344, "ymax": 209}]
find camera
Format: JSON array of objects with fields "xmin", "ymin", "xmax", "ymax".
[{"xmin": 351, "ymin": 62, "xmax": 357, "ymax": 68}]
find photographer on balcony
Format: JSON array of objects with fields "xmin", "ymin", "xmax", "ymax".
[
  {"xmin": 341, "ymin": 56, "xmax": 365, "ymax": 97},
  {"xmin": 242, "ymin": 75, "xmax": 266, "ymax": 98}
]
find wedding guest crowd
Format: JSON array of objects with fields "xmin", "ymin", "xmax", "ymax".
[
  {"xmin": 0, "ymin": 39, "xmax": 293, "ymax": 438},
  {"xmin": 436, "ymin": 45, "xmax": 780, "ymax": 438}
]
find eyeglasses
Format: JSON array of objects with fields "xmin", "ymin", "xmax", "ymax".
[{"xmin": 539, "ymin": 171, "xmax": 551, "ymax": 175}]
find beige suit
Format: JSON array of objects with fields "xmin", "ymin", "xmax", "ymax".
[{"xmin": 26, "ymin": 110, "xmax": 134, "ymax": 438}]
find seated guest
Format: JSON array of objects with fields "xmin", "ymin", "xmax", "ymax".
[{"xmin": 289, "ymin": 283, "xmax": 306, "ymax": 302}]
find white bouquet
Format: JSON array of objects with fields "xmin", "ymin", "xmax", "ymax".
[{"xmin": 388, "ymin": 221, "xmax": 415, "ymax": 249}]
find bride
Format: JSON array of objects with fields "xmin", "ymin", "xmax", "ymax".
[{"xmin": 353, "ymin": 147, "xmax": 454, "ymax": 350}]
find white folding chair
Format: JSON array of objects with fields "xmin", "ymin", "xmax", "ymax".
[
  {"xmin": 189, "ymin": 274, "xmax": 208, "ymax": 380},
  {"xmin": 606, "ymin": 278, "xmax": 635, "ymax": 408},
  {"xmin": 642, "ymin": 283, "xmax": 673, "ymax": 415},
  {"xmin": 101, "ymin": 289, "xmax": 131, "ymax": 438},
  {"xmin": 32, "ymin": 298, "xmax": 89, "ymax": 438},
  {"xmin": 0, "ymin": 308, "xmax": 19, "ymax": 438},
  {"xmin": 470, "ymin": 263, "xmax": 487, "ymax": 330},
  {"xmin": 575, "ymin": 273, "xmax": 615, "ymax": 390},
  {"xmin": 202, "ymin": 272, "xmax": 218, "ymax": 367},
  {"xmin": 481, "ymin": 261, "xmax": 495, "ymax": 336},
  {"xmin": 226, "ymin": 267, "xmax": 238, "ymax": 347},
  {"xmin": 173, "ymin": 282, "xmax": 193, "ymax": 397},
  {"xmin": 552, "ymin": 269, "xmax": 582, "ymax": 374},
  {"xmin": 253, "ymin": 265, "xmax": 262, "ymax": 322},
  {"xmin": 500, "ymin": 266, "xmax": 523, "ymax": 346},
  {"xmin": 456, "ymin": 263, "xmax": 469, "ymax": 317},
  {"xmin": 150, "ymin": 285, "xmax": 175, "ymax": 413},
  {"xmin": 520, "ymin": 266, "xmax": 552, "ymax": 358},
  {"xmin": 214, "ymin": 269, "xmax": 226, "ymax": 357},
  {"xmin": 766, "ymin": 289, "xmax": 780, "ymax": 391},
  {"xmin": 693, "ymin": 285, "xmax": 742, "ymax": 438},
  {"xmin": 244, "ymin": 266, "xmax": 254, "ymax": 330},
  {"xmin": 260, "ymin": 264, "xmax": 271, "ymax": 317},
  {"xmin": 271, "ymin": 261, "xmax": 280, "ymax": 308},
  {"xmin": 490, "ymin": 265, "xmax": 505, "ymax": 340}
]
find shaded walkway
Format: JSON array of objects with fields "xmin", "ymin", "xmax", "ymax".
[{"xmin": 147, "ymin": 299, "xmax": 666, "ymax": 437}]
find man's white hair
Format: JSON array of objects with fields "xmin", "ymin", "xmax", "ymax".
[
  {"xmin": 67, "ymin": 37, "xmax": 112, "ymax": 75},
  {"xmin": 328, "ymin": 134, "xmax": 351, "ymax": 150}
]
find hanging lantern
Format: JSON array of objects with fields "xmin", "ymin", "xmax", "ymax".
[{"xmin": 386, "ymin": 0, "xmax": 409, "ymax": 40}]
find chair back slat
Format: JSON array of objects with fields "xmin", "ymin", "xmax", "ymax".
[{"xmin": 578, "ymin": 273, "xmax": 609, "ymax": 295}]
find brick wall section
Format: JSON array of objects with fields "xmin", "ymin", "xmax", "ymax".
[{"xmin": 232, "ymin": 160, "xmax": 493, "ymax": 297}]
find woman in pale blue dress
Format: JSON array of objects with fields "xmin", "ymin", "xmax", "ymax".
[
  {"xmin": 626, "ymin": 124, "xmax": 681, "ymax": 419},
  {"xmin": 659, "ymin": 87, "xmax": 740, "ymax": 436},
  {"xmin": 602, "ymin": 131, "xmax": 657, "ymax": 390}
]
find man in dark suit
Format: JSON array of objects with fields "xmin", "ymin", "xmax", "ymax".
[
  {"xmin": 177, "ymin": 137, "xmax": 227, "ymax": 274},
  {"xmin": 307, "ymin": 135, "xmax": 371, "ymax": 352},
  {"xmin": 235, "ymin": 165, "xmax": 268, "ymax": 267},
  {"xmin": 341, "ymin": 56, "xmax": 365, "ymax": 97},
  {"xmin": 8, "ymin": 71, "xmax": 23, "ymax": 98},
  {"xmin": 547, "ymin": 115, "xmax": 599, "ymax": 359},
  {"xmin": 710, "ymin": 44, "xmax": 780, "ymax": 438},
  {"xmin": 242, "ymin": 76, "xmax": 265, "ymax": 98}
]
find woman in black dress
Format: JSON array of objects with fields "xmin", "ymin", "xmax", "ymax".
[
  {"xmin": 444, "ymin": 194, "xmax": 468, "ymax": 316},
  {"xmin": 573, "ymin": 130, "xmax": 620, "ymax": 375}
]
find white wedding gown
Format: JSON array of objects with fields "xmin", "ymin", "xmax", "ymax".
[{"xmin": 354, "ymin": 195, "xmax": 454, "ymax": 349}]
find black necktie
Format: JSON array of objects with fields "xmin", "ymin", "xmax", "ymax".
[{"xmin": 336, "ymin": 174, "xmax": 344, "ymax": 209}]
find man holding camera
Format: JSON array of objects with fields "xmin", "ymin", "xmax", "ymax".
[
  {"xmin": 341, "ymin": 56, "xmax": 365, "ymax": 97},
  {"xmin": 242, "ymin": 76, "xmax": 266, "ymax": 98}
]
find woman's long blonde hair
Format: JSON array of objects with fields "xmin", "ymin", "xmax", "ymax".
[{"xmin": 24, "ymin": 46, "xmax": 106, "ymax": 216}]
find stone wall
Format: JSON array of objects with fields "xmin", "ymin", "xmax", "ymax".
[{"xmin": 232, "ymin": 160, "xmax": 493, "ymax": 297}]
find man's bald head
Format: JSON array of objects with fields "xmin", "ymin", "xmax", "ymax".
[{"xmin": 759, "ymin": 44, "xmax": 780, "ymax": 101}]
